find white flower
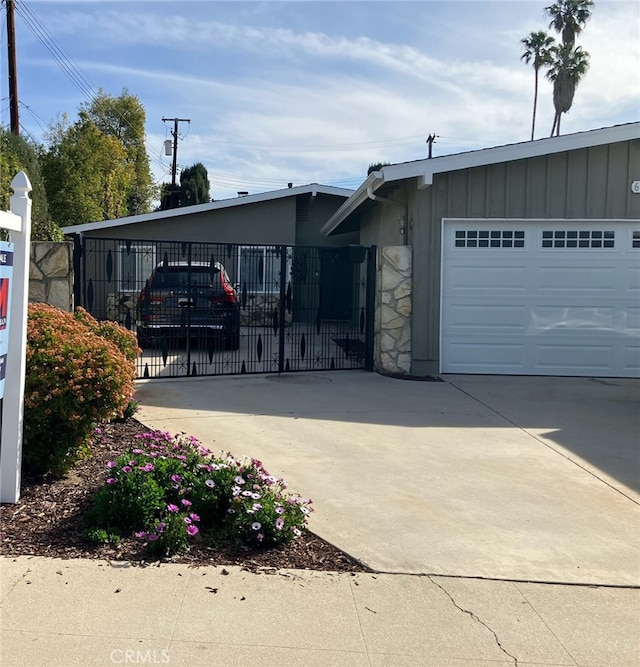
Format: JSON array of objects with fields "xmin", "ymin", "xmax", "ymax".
[{"xmin": 251, "ymin": 522, "xmax": 261, "ymax": 531}]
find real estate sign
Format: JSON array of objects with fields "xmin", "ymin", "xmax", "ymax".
[{"xmin": 0, "ymin": 241, "xmax": 13, "ymax": 399}]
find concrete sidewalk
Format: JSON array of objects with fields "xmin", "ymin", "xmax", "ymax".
[
  {"xmin": 1, "ymin": 556, "xmax": 638, "ymax": 667},
  {"xmin": 134, "ymin": 372, "xmax": 640, "ymax": 586},
  {"xmin": 2, "ymin": 372, "xmax": 638, "ymax": 667}
]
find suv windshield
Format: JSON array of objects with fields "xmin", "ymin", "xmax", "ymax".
[{"xmin": 153, "ymin": 267, "xmax": 220, "ymax": 288}]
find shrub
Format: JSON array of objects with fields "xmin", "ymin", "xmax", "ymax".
[
  {"xmin": 86, "ymin": 430, "xmax": 312, "ymax": 557},
  {"xmin": 23, "ymin": 304, "xmax": 138, "ymax": 477}
]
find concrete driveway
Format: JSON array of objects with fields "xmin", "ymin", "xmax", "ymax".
[{"xmin": 134, "ymin": 372, "xmax": 640, "ymax": 586}]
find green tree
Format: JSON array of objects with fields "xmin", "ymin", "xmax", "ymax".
[
  {"xmin": 0, "ymin": 127, "xmax": 61, "ymax": 241},
  {"xmin": 544, "ymin": 0, "xmax": 594, "ymax": 136},
  {"xmin": 521, "ymin": 31, "xmax": 556, "ymax": 141},
  {"xmin": 179, "ymin": 162, "xmax": 210, "ymax": 206},
  {"xmin": 79, "ymin": 90, "xmax": 155, "ymax": 215},
  {"xmin": 546, "ymin": 43, "xmax": 590, "ymax": 136},
  {"xmin": 545, "ymin": 0, "xmax": 594, "ymax": 47},
  {"xmin": 367, "ymin": 162, "xmax": 391, "ymax": 175},
  {"xmin": 42, "ymin": 117, "xmax": 134, "ymax": 226}
]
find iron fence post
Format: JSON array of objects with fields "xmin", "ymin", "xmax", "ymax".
[
  {"xmin": 278, "ymin": 245, "xmax": 287, "ymax": 374},
  {"xmin": 365, "ymin": 245, "xmax": 377, "ymax": 371}
]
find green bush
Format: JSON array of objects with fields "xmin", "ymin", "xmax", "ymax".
[
  {"xmin": 23, "ymin": 304, "xmax": 138, "ymax": 477},
  {"xmin": 86, "ymin": 430, "xmax": 313, "ymax": 557}
]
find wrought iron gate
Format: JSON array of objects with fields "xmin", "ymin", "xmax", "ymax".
[{"xmin": 73, "ymin": 237, "xmax": 375, "ymax": 378}]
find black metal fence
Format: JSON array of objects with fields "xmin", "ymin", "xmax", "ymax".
[{"xmin": 73, "ymin": 237, "xmax": 375, "ymax": 378}]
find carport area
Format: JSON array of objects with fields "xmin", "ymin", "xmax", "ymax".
[{"xmin": 134, "ymin": 372, "xmax": 640, "ymax": 586}]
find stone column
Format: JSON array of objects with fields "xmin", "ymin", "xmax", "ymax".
[
  {"xmin": 376, "ymin": 246, "xmax": 412, "ymax": 375},
  {"xmin": 29, "ymin": 242, "xmax": 74, "ymax": 312}
]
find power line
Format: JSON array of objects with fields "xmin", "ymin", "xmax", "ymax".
[
  {"xmin": 14, "ymin": 0, "xmax": 168, "ymax": 174},
  {"xmin": 205, "ymin": 134, "xmax": 428, "ymax": 154}
]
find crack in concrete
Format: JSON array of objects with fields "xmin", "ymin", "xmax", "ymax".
[{"xmin": 428, "ymin": 575, "xmax": 519, "ymax": 666}]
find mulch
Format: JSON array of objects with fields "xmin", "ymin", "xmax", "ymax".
[{"xmin": 0, "ymin": 418, "xmax": 370, "ymax": 573}]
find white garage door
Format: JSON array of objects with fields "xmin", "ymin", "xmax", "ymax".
[{"xmin": 440, "ymin": 219, "xmax": 640, "ymax": 377}]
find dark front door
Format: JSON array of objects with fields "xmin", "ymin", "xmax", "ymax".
[{"xmin": 319, "ymin": 248, "xmax": 354, "ymax": 321}]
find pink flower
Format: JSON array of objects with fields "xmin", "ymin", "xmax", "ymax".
[
  {"xmin": 181, "ymin": 499, "xmax": 192, "ymax": 507},
  {"xmin": 275, "ymin": 517, "xmax": 284, "ymax": 531},
  {"xmin": 189, "ymin": 513, "xmax": 200, "ymax": 522},
  {"xmin": 167, "ymin": 504, "xmax": 179, "ymax": 513},
  {"xmin": 106, "ymin": 461, "xmax": 117, "ymax": 468},
  {"xmin": 106, "ymin": 478, "xmax": 116, "ymax": 485},
  {"xmin": 186, "ymin": 525, "xmax": 199, "ymax": 536}
]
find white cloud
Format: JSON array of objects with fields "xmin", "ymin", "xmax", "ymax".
[{"xmin": 13, "ymin": 1, "xmax": 640, "ymax": 201}]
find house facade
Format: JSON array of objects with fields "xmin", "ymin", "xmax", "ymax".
[{"xmin": 324, "ymin": 122, "xmax": 640, "ymax": 378}]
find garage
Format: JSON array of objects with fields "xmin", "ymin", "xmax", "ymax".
[{"xmin": 440, "ymin": 219, "xmax": 640, "ymax": 377}]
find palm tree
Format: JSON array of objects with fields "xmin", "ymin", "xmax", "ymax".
[
  {"xmin": 521, "ymin": 31, "xmax": 556, "ymax": 140},
  {"xmin": 544, "ymin": 0, "xmax": 593, "ymax": 136},
  {"xmin": 546, "ymin": 43, "xmax": 590, "ymax": 136},
  {"xmin": 545, "ymin": 0, "xmax": 594, "ymax": 46}
]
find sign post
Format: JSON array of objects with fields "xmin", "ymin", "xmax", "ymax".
[
  {"xmin": 0, "ymin": 172, "xmax": 32, "ymax": 503},
  {"xmin": 0, "ymin": 241, "xmax": 13, "ymax": 398}
]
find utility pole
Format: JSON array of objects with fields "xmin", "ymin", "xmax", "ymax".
[
  {"xmin": 162, "ymin": 117, "xmax": 190, "ymax": 187},
  {"xmin": 426, "ymin": 133, "xmax": 438, "ymax": 159},
  {"xmin": 6, "ymin": 0, "xmax": 19, "ymax": 135},
  {"xmin": 161, "ymin": 117, "xmax": 190, "ymax": 209}
]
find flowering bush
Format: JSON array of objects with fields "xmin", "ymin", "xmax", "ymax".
[
  {"xmin": 86, "ymin": 430, "xmax": 312, "ymax": 556},
  {"xmin": 23, "ymin": 304, "xmax": 139, "ymax": 476}
]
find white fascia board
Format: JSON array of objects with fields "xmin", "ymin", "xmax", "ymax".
[
  {"xmin": 323, "ymin": 122, "xmax": 640, "ymax": 235},
  {"xmin": 321, "ymin": 172, "xmax": 383, "ymax": 235},
  {"xmin": 62, "ymin": 183, "xmax": 353, "ymax": 235},
  {"xmin": 385, "ymin": 122, "xmax": 640, "ymax": 185}
]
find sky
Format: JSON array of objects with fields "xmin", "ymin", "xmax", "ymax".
[{"xmin": 1, "ymin": 0, "xmax": 639, "ymax": 202}]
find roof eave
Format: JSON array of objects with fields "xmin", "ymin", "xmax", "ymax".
[
  {"xmin": 62, "ymin": 183, "xmax": 354, "ymax": 235},
  {"xmin": 321, "ymin": 172, "xmax": 384, "ymax": 236},
  {"xmin": 323, "ymin": 122, "xmax": 640, "ymax": 236}
]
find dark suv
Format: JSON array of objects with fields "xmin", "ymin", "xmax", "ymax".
[{"xmin": 137, "ymin": 261, "xmax": 240, "ymax": 350}]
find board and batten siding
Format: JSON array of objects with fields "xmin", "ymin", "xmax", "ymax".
[{"xmin": 405, "ymin": 139, "xmax": 640, "ymax": 376}]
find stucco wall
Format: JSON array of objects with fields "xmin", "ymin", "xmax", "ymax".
[{"xmin": 29, "ymin": 242, "xmax": 74, "ymax": 312}]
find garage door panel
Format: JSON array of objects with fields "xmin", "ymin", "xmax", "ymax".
[
  {"xmin": 441, "ymin": 220, "xmax": 640, "ymax": 377},
  {"xmin": 535, "ymin": 342, "xmax": 618, "ymax": 373},
  {"xmin": 531, "ymin": 306, "xmax": 618, "ymax": 332},
  {"xmin": 447, "ymin": 265, "xmax": 527, "ymax": 290},
  {"xmin": 535, "ymin": 266, "xmax": 618, "ymax": 291},
  {"xmin": 623, "ymin": 344, "xmax": 640, "ymax": 374},
  {"xmin": 445, "ymin": 342, "xmax": 525, "ymax": 372},
  {"xmin": 446, "ymin": 304, "xmax": 526, "ymax": 331}
]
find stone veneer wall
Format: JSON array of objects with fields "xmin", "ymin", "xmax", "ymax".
[
  {"xmin": 376, "ymin": 246, "xmax": 412, "ymax": 375},
  {"xmin": 29, "ymin": 242, "xmax": 74, "ymax": 312}
]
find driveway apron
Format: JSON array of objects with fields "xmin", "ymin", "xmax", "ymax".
[{"xmin": 134, "ymin": 372, "xmax": 640, "ymax": 586}]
